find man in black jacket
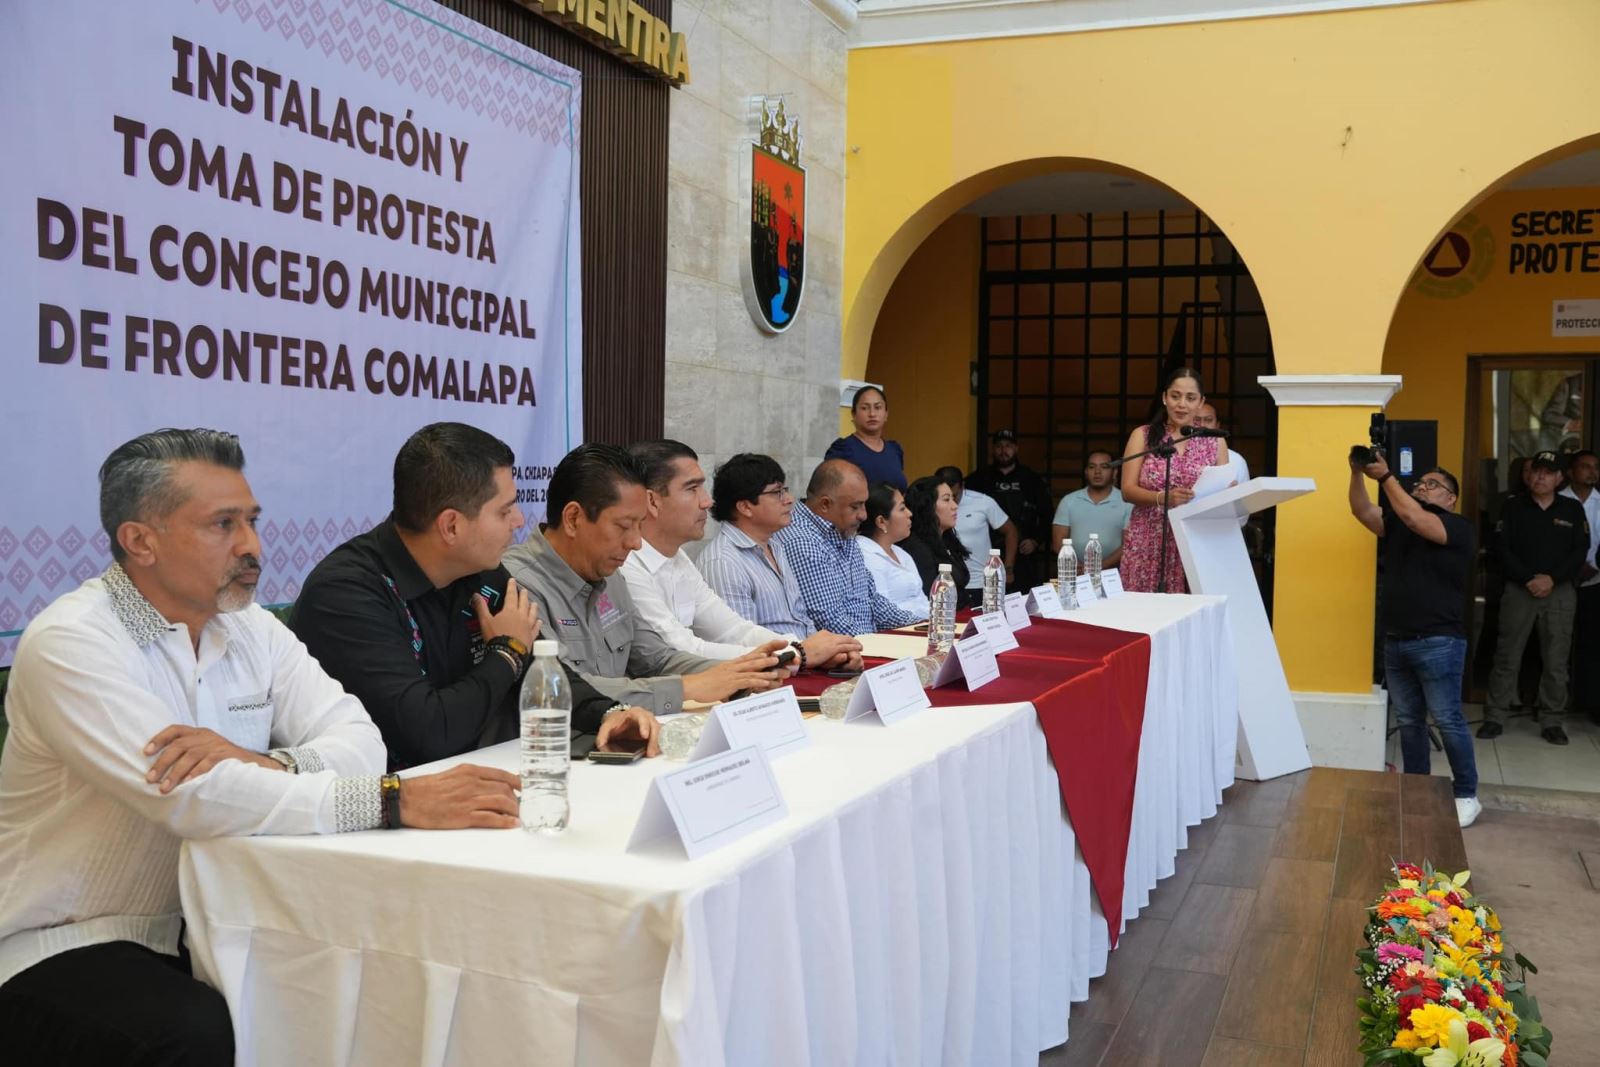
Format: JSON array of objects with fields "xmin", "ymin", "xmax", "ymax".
[
  {"xmin": 1481, "ymin": 450, "xmax": 1592, "ymax": 745},
  {"xmin": 965, "ymin": 430, "xmax": 1053, "ymax": 590},
  {"xmin": 291, "ymin": 423, "xmax": 653, "ymax": 768}
]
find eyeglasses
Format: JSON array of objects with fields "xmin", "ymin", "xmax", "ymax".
[
  {"xmin": 758, "ymin": 486, "xmax": 791, "ymax": 499},
  {"xmin": 1415, "ymin": 479, "xmax": 1453, "ymax": 494}
]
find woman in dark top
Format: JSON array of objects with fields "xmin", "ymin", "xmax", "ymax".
[
  {"xmin": 899, "ymin": 475, "xmax": 976, "ymax": 607},
  {"xmin": 825, "ymin": 385, "xmax": 907, "ymax": 489}
]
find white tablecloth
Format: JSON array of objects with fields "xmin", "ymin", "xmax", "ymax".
[{"xmin": 179, "ymin": 593, "xmax": 1236, "ymax": 1067}]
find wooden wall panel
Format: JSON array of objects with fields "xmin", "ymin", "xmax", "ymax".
[{"xmin": 440, "ymin": 0, "xmax": 670, "ymax": 445}]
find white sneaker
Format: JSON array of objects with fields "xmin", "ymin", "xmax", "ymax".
[{"xmin": 1455, "ymin": 797, "xmax": 1482, "ymax": 829}]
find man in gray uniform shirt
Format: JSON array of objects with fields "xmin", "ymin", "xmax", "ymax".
[{"xmin": 504, "ymin": 444, "xmax": 787, "ymax": 723}]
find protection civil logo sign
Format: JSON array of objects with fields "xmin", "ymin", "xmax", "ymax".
[{"xmin": 742, "ymin": 97, "xmax": 805, "ymax": 333}]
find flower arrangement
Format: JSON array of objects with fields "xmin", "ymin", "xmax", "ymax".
[{"xmin": 1356, "ymin": 862, "xmax": 1552, "ymax": 1066}]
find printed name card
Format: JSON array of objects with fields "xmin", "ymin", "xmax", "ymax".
[
  {"xmin": 844, "ymin": 657, "xmax": 933, "ymax": 725},
  {"xmin": 1074, "ymin": 574, "xmax": 1097, "ymax": 603},
  {"xmin": 691, "ymin": 688, "xmax": 810, "ymax": 761},
  {"xmin": 1002, "ymin": 592, "xmax": 1032, "ymax": 631},
  {"xmin": 931, "ymin": 632, "xmax": 1001, "ymax": 691},
  {"xmin": 1028, "ymin": 583, "xmax": 1067, "ymax": 619},
  {"xmin": 963, "ymin": 610, "xmax": 1019, "ymax": 652},
  {"xmin": 626, "ymin": 745, "xmax": 788, "ymax": 860},
  {"xmin": 1101, "ymin": 569, "xmax": 1127, "ymax": 597}
]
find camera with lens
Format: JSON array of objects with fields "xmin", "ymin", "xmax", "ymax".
[{"xmin": 1349, "ymin": 412, "xmax": 1387, "ymax": 466}]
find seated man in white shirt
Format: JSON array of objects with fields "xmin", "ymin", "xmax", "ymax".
[
  {"xmin": 620, "ymin": 440, "xmax": 861, "ymax": 670},
  {"xmin": 0, "ymin": 429, "xmax": 521, "ymax": 1066}
]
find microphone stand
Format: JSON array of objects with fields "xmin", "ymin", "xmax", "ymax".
[{"xmin": 1110, "ymin": 435, "xmax": 1181, "ymax": 593}]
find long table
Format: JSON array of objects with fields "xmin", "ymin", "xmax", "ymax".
[{"xmin": 179, "ymin": 593, "xmax": 1236, "ymax": 1067}]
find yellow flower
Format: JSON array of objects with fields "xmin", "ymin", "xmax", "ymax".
[
  {"xmin": 1486, "ymin": 910, "xmax": 1502, "ymax": 933},
  {"xmin": 1421, "ymin": 1017, "xmax": 1507, "ymax": 1067},
  {"xmin": 1408, "ymin": 1004, "xmax": 1467, "ymax": 1047},
  {"xmin": 1394, "ymin": 1028, "xmax": 1431, "ymax": 1050}
]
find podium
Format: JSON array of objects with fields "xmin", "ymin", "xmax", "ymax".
[{"xmin": 1169, "ymin": 477, "xmax": 1315, "ymax": 781}]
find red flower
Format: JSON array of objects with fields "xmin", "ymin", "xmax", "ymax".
[
  {"xmin": 1398, "ymin": 863, "xmax": 1425, "ymax": 880},
  {"xmin": 1390, "ymin": 888, "xmax": 1418, "ymax": 900},
  {"xmin": 1388, "ymin": 972, "xmax": 1443, "ymax": 1001},
  {"xmin": 1398, "ymin": 995, "xmax": 1425, "ymax": 1019},
  {"xmin": 1465, "ymin": 984, "xmax": 1489, "ymax": 1012},
  {"xmin": 1445, "ymin": 892, "xmax": 1464, "ymax": 908},
  {"xmin": 1468, "ymin": 1021, "xmax": 1492, "ymax": 1042}
]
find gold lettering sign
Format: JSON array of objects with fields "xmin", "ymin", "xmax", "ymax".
[{"xmin": 531, "ymin": 0, "xmax": 691, "ymax": 85}]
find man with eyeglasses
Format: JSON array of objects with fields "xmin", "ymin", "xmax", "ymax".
[
  {"xmin": 1052, "ymin": 450, "xmax": 1133, "ymax": 566},
  {"xmin": 697, "ymin": 453, "xmax": 826, "ymax": 639},
  {"xmin": 618, "ymin": 441, "xmax": 861, "ymax": 670},
  {"xmin": 1349, "ymin": 454, "xmax": 1482, "ymax": 828}
]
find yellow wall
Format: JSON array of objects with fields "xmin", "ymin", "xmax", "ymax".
[
  {"xmin": 845, "ymin": 0, "xmax": 1600, "ymax": 695},
  {"xmin": 864, "ymin": 214, "xmax": 979, "ymax": 475},
  {"xmin": 1385, "ymin": 185, "xmax": 1600, "ymax": 480}
]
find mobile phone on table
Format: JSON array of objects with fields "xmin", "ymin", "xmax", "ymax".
[
  {"xmin": 587, "ymin": 748, "xmax": 644, "ymax": 765},
  {"xmin": 774, "ymin": 647, "xmax": 798, "ymax": 668},
  {"xmin": 797, "ymin": 696, "xmax": 822, "ymax": 714}
]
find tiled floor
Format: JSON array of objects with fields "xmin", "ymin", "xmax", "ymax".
[
  {"xmin": 1039, "ymin": 767, "xmax": 1466, "ymax": 1067},
  {"xmin": 1384, "ymin": 703, "xmax": 1600, "ymax": 793}
]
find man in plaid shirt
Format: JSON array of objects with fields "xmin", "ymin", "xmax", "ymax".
[{"xmin": 775, "ymin": 460, "xmax": 923, "ymax": 636}]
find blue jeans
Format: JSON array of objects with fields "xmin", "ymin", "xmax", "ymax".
[{"xmin": 1384, "ymin": 635, "xmax": 1477, "ymax": 798}]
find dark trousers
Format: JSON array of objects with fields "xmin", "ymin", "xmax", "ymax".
[
  {"xmin": 1574, "ymin": 583, "xmax": 1600, "ymax": 715},
  {"xmin": 1385, "ymin": 636, "xmax": 1477, "ymax": 798},
  {"xmin": 0, "ymin": 940, "xmax": 234, "ymax": 1066}
]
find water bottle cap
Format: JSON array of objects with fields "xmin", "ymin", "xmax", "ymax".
[
  {"xmin": 1089, "ymin": 533, "xmax": 1100, "ymax": 540},
  {"xmin": 533, "ymin": 639, "xmax": 559, "ymax": 657},
  {"xmin": 938, "ymin": 563, "xmax": 952, "ymax": 572},
  {"xmin": 989, "ymin": 548, "xmax": 1002, "ymax": 556}
]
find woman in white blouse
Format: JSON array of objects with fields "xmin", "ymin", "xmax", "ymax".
[{"xmin": 857, "ymin": 483, "xmax": 931, "ymax": 620}]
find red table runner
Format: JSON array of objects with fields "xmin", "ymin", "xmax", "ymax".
[{"xmin": 788, "ymin": 617, "xmax": 1151, "ymax": 946}]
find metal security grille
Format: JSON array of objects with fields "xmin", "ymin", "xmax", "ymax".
[{"xmin": 977, "ymin": 210, "xmax": 1279, "ymax": 602}]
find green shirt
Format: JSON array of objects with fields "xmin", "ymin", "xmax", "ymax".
[{"xmin": 1052, "ymin": 487, "xmax": 1133, "ymax": 558}]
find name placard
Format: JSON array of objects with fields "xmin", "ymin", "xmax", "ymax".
[
  {"xmin": 1028, "ymin": 583, "xmax": 1067, "ymax": 619},
  {"xmin": 963, "ymin": 611, "xmax": 1019, "ymax": 652},
  {"xmin": 691, "ymin": 688, "xmax": 810, "ymax": 761},
  {"xmin": 1075, "ymin": 574, "xmax": 1097, "ymax": 603},
  {"xmin": 844, "ymin": 657, "xmax": 933, "ymax": 725},
  {"xmin": 1002, "ymin": 592, "xmax": 1032, "ymax": 631},
  {"xmin": 626, "ymin": 745, "xmax": 787, "ymax": 859},
  {"xmin": 1101, "ymin": 569, "xmax": 1127, "ymax": 597},
  {"xmin": 930, "ymin": 633, "xmax": 1000, "ymax": 691}
]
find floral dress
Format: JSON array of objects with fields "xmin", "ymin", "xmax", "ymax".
[{"xmin": 1120, "ymin": 430, "xmax": 1220, "ymax": 593}]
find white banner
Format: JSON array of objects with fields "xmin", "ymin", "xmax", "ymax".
[
  {"xmin": 1553, "ymin": 298, "xmax": 1600, "ymax": 337},
  {"xmin": 0, "ymin": 0, "xmax": 583, "ymax": 664}
]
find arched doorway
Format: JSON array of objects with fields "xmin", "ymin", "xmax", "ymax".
[
  {"xmin": 1382, "ymin": 135, "xmax": 1600, "ymax": 774},
  {"xmin": 861, "ymin": 162, "xmax": 1279, "ymax": 603}
]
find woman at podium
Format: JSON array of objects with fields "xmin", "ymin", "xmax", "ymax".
[{"xmin": 1119, "ymin": 366, "xmax": 1232, "ymax": 593}]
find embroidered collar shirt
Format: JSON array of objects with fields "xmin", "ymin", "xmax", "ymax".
[{"xmin": 0, "ymin": 564, "xmax": 388, "ymax": 987}]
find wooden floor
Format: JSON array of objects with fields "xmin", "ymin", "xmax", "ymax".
[{"xmin": 1041, "ymin": 767, "xmax": 1469, "ymax": 1067}]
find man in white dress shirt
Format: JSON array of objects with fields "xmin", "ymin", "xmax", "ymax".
[
  {"xmin": 0, "ymin": 429, "xmax": 520, "ymax": 1065},
  {"xmin": 1560, "ymin": 449, "xmax": 1600, "ymax": 716},
  {"xmin": 620, "ymin": 441, "xmax": 861, "ymax": 670}
]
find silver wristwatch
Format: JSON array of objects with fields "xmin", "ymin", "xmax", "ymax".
[{"xmin": 265, "ymin": 748, "xmax": 299, "ymax": 774}]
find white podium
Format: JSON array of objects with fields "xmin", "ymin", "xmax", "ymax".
[{"xmin": 1169, "ymin": 476, "xmax": 1314, "ymax": 781}]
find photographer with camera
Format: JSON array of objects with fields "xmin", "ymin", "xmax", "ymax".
[{"xmin": 1348, "ymin": 449, "xmax": 1481, "ymax": 828}]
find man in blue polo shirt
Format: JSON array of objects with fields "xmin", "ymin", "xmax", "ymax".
[{"xmin": 1052, "ymin": 450, "xmax": 1133, "ymax": 566}]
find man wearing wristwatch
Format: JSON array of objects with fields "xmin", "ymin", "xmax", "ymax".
[
  {"xmin": 293, "ymin": 423, "xmax": 656, "ymax": 767},
  {"xmin": 0, "ymin": 429, "xmax": 524, "ymax": 1066}
]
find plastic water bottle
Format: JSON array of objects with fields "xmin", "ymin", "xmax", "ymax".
[
  {"xmin": 927, "ymin": 563, "xmax": 958, "ymax": 655},
  {"xmin": 519, "ymin": 639, "xmax": 572, "ymax": 833},
  {"xmin": 982, "ymin": 549, "xmax": 1005, "ymax": 615},
  {"xmin": 1086, "ymin": 533, "xmax": 1105, "ymax": 599},
  {"xmin": 1057, "ymin": 540, "xmax": 1079, "ymax": 609}
]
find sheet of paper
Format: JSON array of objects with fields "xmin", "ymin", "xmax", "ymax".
[
  {"xmin": 931, "ymin": 633, "xmax": 1000, "ymax": 691},
  {"xmin": 690, "ymin": 688, "xmax": 811, "ymax": 761},
  {"xmin": 626, "ymin": 745, "xmax": 788, "ymax": 859},
  {"xmin": 856, "ymin": 632, "xmax": 933, "ymax": 661},
  {"xmin": 844, "ymin": 657, "xmax": 933, "ymax": 725},
  {"xmin": 1002, "ymin": 592, "xmax": 1032, "ymax": 630},
  {"xmin": 1192, "ymin": 464, "xmax": 1236, "ymax": 499},
  {"xmin": 1101, "ymin": 569, "xmax": 1126, "ymax": 597},
  {"xmin": 962, "ymin": 611, "xmax": 1019, "ymax": 652}
]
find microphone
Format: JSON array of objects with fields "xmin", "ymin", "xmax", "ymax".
[{"xmin": 1180, "ymin": 425, "xmax": 1230, "ymax": 439}]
